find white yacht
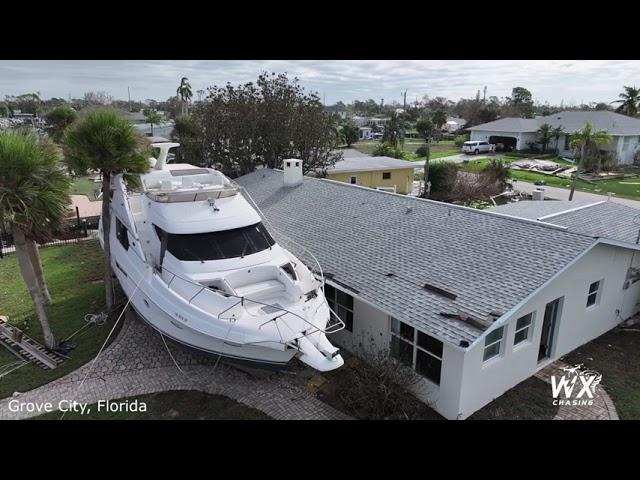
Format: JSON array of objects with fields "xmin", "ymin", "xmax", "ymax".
[{"xmin": 99, "ymin": 142, "xmax": 345, "ymax": 371}]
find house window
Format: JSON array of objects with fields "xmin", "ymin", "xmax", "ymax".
[
  {"xmin": 586, "ymin": 280, "xmax": 602, "ymax": 307},
  {"xmin": 115, "ymin": 217, "xmax": 129, "ymax": 250},
  {"xmin": 483, "ymin": 326, "xmax": 504, "ymax": 362},
  {"xmin": 350, "ymin": 176, "xmax": 357, "ymax": 185},
  {"xmin": 324, "ymin": 283, "xmax": 353, "ymax": 332},
  {"xmin": 390, "ymin": 318, "xmax": 443, "ymax": 385},
  {"xmin": 514, "ymin": 313, "xmax": 533, "ymax": 346},
  {"xmin": 382, "ymin": 172, "xmax": 391, "ymax": 180}
]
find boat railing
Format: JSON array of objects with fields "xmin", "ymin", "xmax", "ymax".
[{"xmin": 159, "ymin": 267, "xmax": 345, "ymax": 340}]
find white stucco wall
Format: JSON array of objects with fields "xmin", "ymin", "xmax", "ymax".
[
  {"xmin": 470, "ymin": 130, "xmax": 537, "ymax": 150},
  {"xmin": 455, "ymin": 242, "xmax": 640, "ymax": 419}
]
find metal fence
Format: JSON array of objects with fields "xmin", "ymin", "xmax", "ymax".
[{"xmin": 0, "ymin": 208, "xmax": 100, "ymax": 259}]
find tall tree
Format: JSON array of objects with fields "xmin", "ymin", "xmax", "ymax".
[
  {"xmin": 568, "ymin": 122, "xmax": 612, "ymax": 200},
  {"xmin": 536, "ymin": 123, "xmax": 553, "ymax": 153},
  {"xmin": 0, "ymin": 131, "xmax": 71, "ymax": 348},
  {"xmin": 612, "ymin": 86, "xmax": 640, "ymax": 117},
  {"xmin": 339, "ymin": 121, "xmax": 359, "ymax": 147},
  {"xmin": 44, "ymin": 106, "xmax": 77, "ymax": 143},
  {"xmin": 431, "ymin": 109, "xmax": 447, "ymax": 130},
  {"xmin": 551, "ymin": 125, "xmax": 565, "ymax": 154},
  {"xmin": 143, "ymin": 108, "xmax": 163, "ymax": 136},
  {"xmin": 415, "ymin": 118, "xmax": 435, "ymax": 198},
  {"xmin": 176, "ymin": 77, "xmax": 193, "ymax": 115},
  {"xmin": 506, "ymin": 87, "xmax": 534, "ymax": 118},
  {"xmin": 64, "ymin": 110, "xmax": 150, "ymax": 309}
]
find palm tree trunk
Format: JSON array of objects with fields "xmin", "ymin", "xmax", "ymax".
[
  {"xmin": 13, "ymin": 228, "xmax": 57, "ymax": 349},
  {"xmin": 101, "ymin": 172, "xmax": 115, "ymax": 309},
  {"xmin": 569, "ymin": 143, "xmax": 586, "ymax": 201},
  {"xmin": 26, "ymin": 239, "xmax": 52, "ymax": 305}
]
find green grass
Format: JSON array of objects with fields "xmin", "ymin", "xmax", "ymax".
[
  {"xmin": 33, "ymin": 390, "xmax": 272, "ymax": 420},
  {"xmin": 352, "ymin": 140, "xmax": 458, "ymax": 159},
  {"xmin": 563, "ymin": 328, "xmax": 640, "ymax": 419},
  {"xmin": 457, "ymin": 156, "xmax": 640, "ymax": 200},
  {"xmin": 70, "ymin": 175, "xmax": 100, "ymax": 200},
  {"xmin": 0, "ymin": 241, "xmax": 111, "ymax": 398}
]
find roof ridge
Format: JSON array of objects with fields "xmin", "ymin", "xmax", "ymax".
[{"xmin": 537, "ymin": 200, "xmax": 607, "ymax": 221}]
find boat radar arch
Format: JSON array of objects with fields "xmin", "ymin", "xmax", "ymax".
[{"xmin": 151, "ymin": 142, "xmax": 180, "ymax": 171}]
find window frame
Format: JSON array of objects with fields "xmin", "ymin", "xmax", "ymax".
[
  {"xmin": 324, "ymin": 283, "xmax": 354, "ymax": 332},
  {"xmin": 513, "ymin": 312, "xmax": 534, "ymax": 347},
  {"xmin": 115, "ymin": 217, "xmax": 129, "ymax": 250},
  {"xmin": 382, "ymin": 171, "xmax": 391, "ymax": 180},
  {"xmin": 483, "ymin": 326, "xmax": 505, "ymax": 363},
  {"xmin": 349, "ymin": 175, "xmax": 357, "ymax": 185},
  {"xmin": 586, "ymin": 279, "xmax": 602, "ymax": 308},
  {"xmin": 390, "ymin": 317, "xmax": 443, "ymax": 386}
]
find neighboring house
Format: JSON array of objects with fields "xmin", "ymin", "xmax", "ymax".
[
  {"xmin": 469, "ymin": 111, "xmax": 640, "ymax": 164},
  {"xmin": 444, "ymin": 117, "xmax": 466, "ymax": 133},
  {"xmin": 358, "ymin": 126, "xmax": 373, "ymax": 140},
  {"xmin": 321, "ymin": 155, "xmax": 416, "ymax": 194},
  {"xmin": 237, "ymin": 165, "xmax": 640, "ymax": 419}
]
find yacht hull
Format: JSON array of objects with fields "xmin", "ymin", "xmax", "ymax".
[{"xmin": 113, "ymin": 262, "xmax": 297, "ymax": 368}]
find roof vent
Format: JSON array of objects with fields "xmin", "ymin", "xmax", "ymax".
[
  {"xmin": 423, "ymin": 283, "xmax": 457, "ymax": 300},
  {"xmin": 385, "ymin": 273, "xmax": 396, "ymax": 277},
  {"xmin": 406, "ymin": 206, "xmax": 412, "ymax": 214},
  {"xmin": 459, "ymin": 340, "xmax": 470, "ymax": 348}
]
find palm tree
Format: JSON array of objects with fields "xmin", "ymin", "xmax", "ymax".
[
  {"xmin": 64, "ymin": 110, "xmax": 151, "ymax": 309},
  {"xmin": 416, "ymin": 118, "xmax": 435, "ymax": 198},
  {"xmin": 612, "ymin": 86, "xmax": 640, "ymax": 117},
  {"xmin": 551, "ymin": 125, "xmax": 565, "ymax": 155},
  {"xmin": 536, "ymin": 123, "xmax": 553, "ymax": 154},
  {"xmin": 176, "ymin": 77, "xmax": 193, "ymax": 115},
  {"xmin": 0, "ymin": 131, "xmax": 71, "ymax": 348},
  {"xmin": 568, "ymin": 122, "xmax": 613, "ymax": 200},
  {"xmin": 144, "ymin": 109, "xmax": 163, "ymax": 136}
]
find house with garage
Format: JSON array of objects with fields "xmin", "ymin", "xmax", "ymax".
[
  {"xmin": 321, "ymin": 154, "xmax": 416, "ymax": 194},
  {"xmin": 469, "ymin": 110, "xmax": 640, "ymax": 164},
  {"xmin": 237, "ymin": 163, "xmax": 640, "ymax": 419}
]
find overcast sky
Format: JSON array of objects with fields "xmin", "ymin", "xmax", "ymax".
[{"xmin": 1, "ymin": 60, "xmax": 638, "ymax": 106}]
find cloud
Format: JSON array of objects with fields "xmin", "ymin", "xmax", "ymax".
[{"xmin": 0, "ymin": 60, "xmax": 638, "ymax": 105}]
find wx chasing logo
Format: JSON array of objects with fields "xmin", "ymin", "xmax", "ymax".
[{"xmin": 550, "ymin": 364, "xmax": 603, "ymax": 406}]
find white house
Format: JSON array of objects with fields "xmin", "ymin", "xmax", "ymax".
[
  {"xmin": 469, "ymin": 110, "xmax": 640, "ymax": 164},
  {"xmin": 237, "ymin": 165, "xmax": 640, "ymax": 419}
]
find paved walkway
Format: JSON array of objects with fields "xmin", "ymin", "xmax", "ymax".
[
  {"xmin": 534, "ymin": 361, "xmax": 619, "ymax": 420},
  {"xmin": 0, "ymin": 310, "xmax": 350, "ymax": 420}
]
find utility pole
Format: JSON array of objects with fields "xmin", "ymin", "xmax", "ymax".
[
  {"xmin": 483, "ymin": 86, "xmax": 487, "ymax": 103},
  {"xmin": 403, "ymin": 90, "xmax": 407, "ymax": 112}
]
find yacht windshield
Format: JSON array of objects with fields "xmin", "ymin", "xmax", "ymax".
[{"xmin": 155, "ymin": 222, "xmax": 276, "ymax": 261}]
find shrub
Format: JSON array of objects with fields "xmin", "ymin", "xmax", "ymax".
[
  {"xmin": 428, "ymin": 160, "xmax": 459, "ymax": 198},
  {"xmin": 415, "ymin": 145, "xmax": 429, "ymax": 157},
  {"xmin": 482, "ymin": 158, "xmax": 511, "ymax": 191},
  {"xmin": 373, "ymin": 142, "xmax": 404, "ymax": 159},
  {"xmin": 454, "ymin": 134, "xmax": 469, "ymax": 148},
  {"xmin": 318, "ymin": 348, "xmax": 429, "ymax": 420}
]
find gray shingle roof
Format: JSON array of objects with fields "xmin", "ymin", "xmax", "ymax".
[
  {"xmin": 489, "ymin": 200, "xmax": 640, "ymax": 244},
  {"xmin": 236, "ymin": 169, "xmax": 596, "ymax": 346},
  {"xmin": 469, "ymin": 110, "xmax": 640, "ymax": 136},
  {"xmin": 326, "ymin": 155, "xmax": 417, "ymax": 173},
  {"xmin": 487, "ymin": 200, "xmax": 600, "ymax": 220}
]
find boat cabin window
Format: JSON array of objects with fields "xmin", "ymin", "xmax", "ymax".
[
  {"xmin": 154, "ymin": 222, "xmax": 276, "ymax": 261},
  {"xmin": 116, "ymin": 217, "xmax": 129, "ymax": 250}
]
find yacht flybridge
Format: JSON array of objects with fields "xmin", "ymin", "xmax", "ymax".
[{"xmin": 99, "ymin": 142, "xmax": 345, "ymax": 371}]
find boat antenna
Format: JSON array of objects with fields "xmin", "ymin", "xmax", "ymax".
[{"xmin": 151, "ymin": 142, "xmax": 180, "ymax": 171}]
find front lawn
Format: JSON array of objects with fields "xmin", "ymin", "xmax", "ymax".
[
  {"xmin": 353, "ymin": 140, "xmax": 459, "ymax": 160},
  {"xmin": 70, "ymin": 175, "xmax": 100, "ymax": 200},
  {"xmin": 33, "ymin": 390, "xmax": 272, "ymax": 420},
  {"xmin": 563, "ymin": 328, "xmax": 640, "ymax": 419},
  {"xmin": 0, "ymin": 241, "xmax": 113, "ymax": 398}
]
